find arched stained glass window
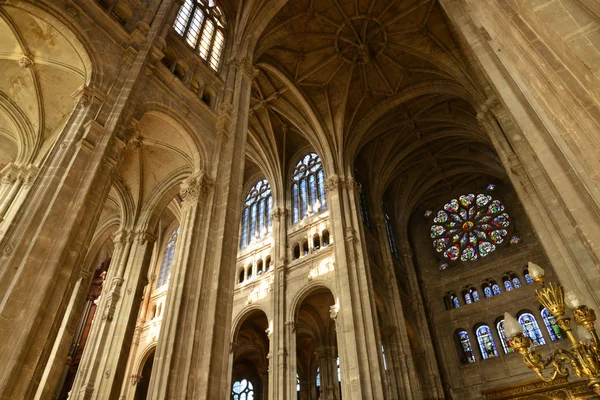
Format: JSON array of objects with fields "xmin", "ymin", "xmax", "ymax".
[
  {"xmin": 519, "ymin": 313, "xmax": 546, "ymax": 346},
  {"xmin": 464, "ymin": 292, "xmax": 472, "ymax": 305},
  {"xmin": 463, "ymin": 286, "xmax": 479, "ymax": 304},
  {"xmin": 231, "ymin": 379, "xmax": 254, "ymax": 400},
  {"xmin": 496, "ymin": 320, "xmax": 513, "ymax": 354},
  {"xmin": 431, "ymin": 194, "xmax": 510, "ymax": 261},
  {"xmin": 240, "ymin": 180, "xmax": 272, "ymax": 249},
  {"xmin": 158, "ymin": 227, "xmax": 179, "ymax": 287},
  {"xmin": 523, "ymin": 267, "xmax": 535, "ymax": 285},
  {"xmin": 476, "ymin": 325, "xmax": 498, "ymax": 359},
  {"xmin": 457, "ymin": 330, "xmax": 476, "ymax": 364},
  {"xmin": 291, "ymin": 153, "xmax": 326, "ymax": 224},
  {"xmin": 541, "ymin": 308, "xmax": 563, "ymax": 341},
  {"xmin": 451, "ymin": 293, "xmax": 460, "ymax": 309},
  {"xmin": 173, "ymin": 0, "xmax": 226, "ymax": 71},
  {"xmin": 384, "ymin": 212, "xmax": 399, "ymax": 259},
  {"xmin": 492, "ymin": 283, "xmax": 502, "ymax": 296},
  {"xmin": 503, "ymin": 278, "xmax": 514, "ymax": 292},
  {"xmin": 512, "ymin": 277, "xmax": 522, "ymax": 288}
]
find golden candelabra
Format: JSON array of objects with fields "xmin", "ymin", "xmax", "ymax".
[{"xmin": 505, "ymin": 262, "xmax": 600, "ymax": 395}]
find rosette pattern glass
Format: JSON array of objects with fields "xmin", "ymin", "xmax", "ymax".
[{"xmin": 431, "ymin": 194, "xmax": 510, "ymax": 261}]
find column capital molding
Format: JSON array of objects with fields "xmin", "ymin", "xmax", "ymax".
[
  {"xmin": 228, "ymin": 56, "xmax": 258, "ymax": 81},
  {"xmin": 325, "ymin": 174, "xmax": 342, "ymax": 193},
  {"xmin": 134, "ymin": 230, "xmax": 156, "ymax": 245},
  {"xmin": 72, "ymin": 84, "xmax": 106, "ymax": 107},
  {"xmin": 180, "ymin": 171, "xmax": 214, "ymax": 207},
  {"xmin": 270, "ymin": 207, "xmax": 288, "ymax": 221}
]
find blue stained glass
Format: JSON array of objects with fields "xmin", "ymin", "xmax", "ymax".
[
  {"xmin": 158, "ymin": 227, "xmax": 179, "ymax": 286},
  {"xmin": 472, "ymin": 289, "xmax": 480, "ymax": 302},
  {"xmin": 258, "ymin": 199, "xmax": 265, "ymax": 234},
  {"xmin": 452, "ymin": 295, "xmax": 460, "ymax": 309},
  {"xmin": 464, "ymin": 293, "xmax": 472, "ymax": 304},
  {"xmin": 476, "ymin": 325, "xmax": 498, "ymax": 359},
  {"xmin": 541, "ymin": 308, "xmax": 563, "ymax": 341},
  {"xmin": 484, "ymin": 287, "xmax": 493, "ymax": 298},
  {"xmin": 241, "ymin": 180, "xmax": 272, "ymax": 248},
  {"xmin": 267, "ymin": 196, "xmax": 273, "ymax": 228},
  {"xmin": 525, "ymin": 274, "xmax": 534, "ymax": 285},
  {"xmin": 240, "ymin": 208, "xmax": 248, "ymax": 248},
  {"xmin": 504, "ymin": 280, "xmax": 513, "ymax": 292},
  {"xmin": 519, "ymin": 313, "xmax": 546, "ymax": 346},
  {"xmin": 492, "ymin": 284, "xmax": 501, "ymax": 296},
  {"xmin": 292, "ymin": 183, "xmax": 299, "ymax": 224},
  {"xmin": 318, "ymin": 169, "xmax": 326, "ymax": 209},
  {"xmin": 250, "ymin": 203, "xmax": 257, "ymax": 239},
  {"xmin": 512, "ymin": 277, "xmax": 522, "ymax": 288},
  {"xmin": 316, "ymin": 367, "xmax": 321, "ymax": 388},
  {"xmin": 458, "ymin": 330, "xmax": 476, "ymax": 364},
  {"xmin": 300, "ymin": 180, "xmax": 308, "ymax": 218},
  {"xmin": 309, "ymin": 174, "xmax": 317, "ymax": 209}
]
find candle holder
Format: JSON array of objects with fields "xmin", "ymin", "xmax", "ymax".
[{"xmin": 506, "ymin": 262, "xmax": 600, "ymax": 395}]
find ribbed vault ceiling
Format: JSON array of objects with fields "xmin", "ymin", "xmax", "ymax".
[{"xmin": 247, "ymin": 0, "xmax": 504, "ymax": 216}]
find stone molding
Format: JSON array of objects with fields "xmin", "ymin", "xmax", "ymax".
[
  {"xmin": 228, "ymin": 57, "xmax": 258, "ymax": 81},
  {"xmin": 270, "ymin": 207, "xmax": 289, "ymax": 221},
  {"xmin": 0, "ymin": 163, "xmax": 39, "ymax": 186},
  {"xmin": 72, "ymin": 84, "xmax": 106, "ymax": 107}
]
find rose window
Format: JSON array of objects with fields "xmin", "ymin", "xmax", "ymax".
[{"xmin": 431, "ymin": 194, "xmax": 510, "ymax": 261}]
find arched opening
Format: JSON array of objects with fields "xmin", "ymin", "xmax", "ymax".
[
  {"xmin": 293, "ymin": 244, "xmax": 301, "ymax": 260},
  {"xmin": 134, "ymin": 348, "xmax": 156, "ymax": 400},
  {"xmin": 313, "ymin": 234, "xmax": 321, "ymax": 251},
  {"xmin": 295, "ymin": 288, "xmax": 340, "ymax": 400},
  {"xmin": 322, "ymin": 231, "xmax": 330, "ymax": 247},
  {"xmin": 257, "ymin": 259, "xmax": 264, "ymax": 276},
  {"xmin": 302, "ymin": 240, "xmax": 309, "ymax": 256},
  {"xmin": 231, "ymin": 310, "xmax": 270, "ymax": 400}
]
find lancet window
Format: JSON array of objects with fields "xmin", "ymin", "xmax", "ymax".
[
  {"xmin": 158, "ymin": 227, "xmax": 179, "ymax": 287},
  {"xmin": 482, "ymin": 279, "xmax": 501, "ymax": 298},
  {"xmin": 291, "ymin": 153, "xmax": 326, "ymax": 224},
  {"xmin": 240, "ymin": 179, "xmax": 272, "ymax": 249},
  {"xmin": 173, "ymin": 0, "xmax": 226, "ymax": 70},
  {"xmin": 384, "ymin": 212, "xmax": 399, "ymax": 259},
  {"xmin": 476, "ymin": 325, "xmax": 498, "ymax": 359},
  {"xmin": 519, "ymin": 313, "xmax": 546, "ymax": 346},
  {"xmin": 456, "ymin": 330, "xmax": 476, "ymax": 364},
  {"xmin": 463, "ymin": 286, "xmax": 480, "ymax": 304},
  {"xmin": 541, "ymin": 308, "xmax": 563, "ymax": 341},
  {"xmin": 356, "ymin": 177, "xmax": 370, "ymax": 228}
]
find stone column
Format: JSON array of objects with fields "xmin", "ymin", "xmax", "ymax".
[
  {"xmin": 269, "ymin": 208, "xmax": 290, "ymax": 400},
  {"xmin": 439, "ymin": 0, "xmax": 600, "ymax": 308},
  {"xmin": 68, "ymin": 229, "xmax": 156, "ymax": 399},
  {"xmin": 323, "ymin": 175, "xmax": 385, "ymax": 400},
  {"xmin": 0, "ymin": 1, "xmax": 176, "ymax": 397},
  {"xmin": 147, "ymin": 55, "xmax": 255, "ymax": 400}
]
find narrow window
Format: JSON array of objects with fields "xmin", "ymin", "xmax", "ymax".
[
  {"xmin": 384, "ymin": 212, "xmax": 399, "ymax": 259},
  {"xmin": 496, "ymin": 320, "xmax": 513, "ymax": 354},
  {"xmin": 519, "ymin": 313, "xmax": 546, "ymax": 346},
  {"xmin": 541, "ymin": 308, "xmax": 563, "ymax": 341},
  {"xmin": 240, "ymin": 179, "xmax": 272, "ymax": 249},
  {"xmin": 456, "ymin": 330, "xmax": 476, "ymax": 364},
  {"xmin": 476, "ymin": 325, "xmax": 498, "ymax": 360},
  {"xmin": 158, "ymin": 227, "xmax": 179, "ymax": 287}
]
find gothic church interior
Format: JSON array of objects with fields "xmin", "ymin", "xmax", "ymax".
[{"xmin": 1, "ymin": 0, "xmax": 600, "ymax": 399}]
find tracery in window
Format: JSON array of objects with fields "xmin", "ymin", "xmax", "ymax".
[
  {"xmin": 496, "ymin": 320, "xmax": 513, "ymax": 354},
  {"xmin": 232, "ymin": 379, "xmax": 254, "ymax": 400},
  {"xmin": 240, "ymin": 179, "xmax": 272, "ymax": 249},
  {"xmin": 291, "ymin": 153, "xmax": 326, "ymax": 224},
  {"xmin": 541, "ymin": 308, "xmax": 563, "ymax": 341},
  {"xmin": 476, "ymin": 325, "xmax": 498, "ymax": 360},
  {"xmin": 431, "ymin": 194, "xmax": 510, "ymax": 261},
  {"xmin": 173, "ymin": 0, "xmax": 226, "ymax": 71},
  {"xmin": 384, "ymin": 212, "xmax": 399, "ymax": 259},
  {"xmin": 519, "ymin": 313, "xmax": 546, "ymax": 346},
  {"xmin": 158, "ymin": 227, "xmax": 179, "ymax": 286},
  {"xmin": 457, "ymin": 330, "xmax": 476, "ymax": 364}
]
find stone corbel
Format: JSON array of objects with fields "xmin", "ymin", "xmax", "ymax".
[{"xmin": 72, "ymin": 85, "xmax": 106, "ymax": 108}]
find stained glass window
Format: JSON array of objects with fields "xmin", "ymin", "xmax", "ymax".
[
  {"xmin": 382, "ymin": 346, "xmax": 388, "ymax": 370},
  {"xmin": 358, "ymin": 184, "xmax": 370, "ymax": 228},
  {"xmin": 510, "ymin": 235, "xmax": 521, "ymax": 245},
  {"xmin": 476, "ymin": 325, "xmax": 498, "ymax": 359},
  {"xmin": 173, "ymin": 0, "xmax": 226, "ymax": 71},
  {"xmin": 523, "ymin": 267, "xmax": 535, "ymax": 285},
  {"xmin": 486, "ymin": 183, "xmax": 496, "ymax": 191},
  {"xmin": 450, "ymin": 293, "xmax": 460, "ymax": 309},
  {"xmin": 483, "ymin": 286, "xmax": 493, "ymax": 298},
  {"xmin": 291, "ymin": 153, "xmax": 326, "ymax": 224},
  {"xmin": 519, "ymin": 313, "xmax": 546, "ymax": 346},
  {"xmin": 464, "ymin": 292, "xmax": 472, "ymax": 304},
  {"xmin": 240, "ymin": 180, "xmax": 272, "ymax": 249},
  {"xmin": 512, "ymin": 277, "xmax": 522, "ymax": 288},
  {"xmin": 541, "ymin": 308, "xmax": 563, "ymax": 341},
  {"xmin": 496, "ymin": 320, "xmax": 513, "ymax": 354},
  {"xmin": 385, "ymin": 212, "xmax": 399, "ymax": 259},
  {"xmin": 457, "ymin": 330, "xmax": 476, "ymax": 364},
  {"xmin": 424, "ymin": 210, "xmax": 432, "ymax": 218},
  {"xmin": 439, "ymin": 262, "xmax": 448, "ymax": 271},
  {"xmin": 158, "ymin": 227, "xmax": 179, "ymax": 287},
  {"xmin": 492, "ymin": 283, "xmax": 502, "ymax": 296},
  {"xmin": 232, "ymin": 379, "xmax": 254, "ymax": 400},
  {"xmin": 503, "ymin": 278, "xmax": 514, "ymax": 292},
  {"xmin": 431, "ymin": 194, "xmax": 510, "ymax": 261},
  {"xmin": 337, "ymin": 356, "xmax": 341, "ymax": 382}
]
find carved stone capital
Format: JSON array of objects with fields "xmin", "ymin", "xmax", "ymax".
[
  {"xmin": 180, "ymin": 171, "xmax": 214, "ymax": 206},
  {"xmin": 324, "ymin": 175, "xmax": 342, "ymax": 193},
  {"xmin": 270, "ymin": 207, "xmax": 289, "ymax": 221},
  {"xmin": 134, "ymin": 230, "xmax": 156, "ymax": 245},
  {"xmin": 228, "ymin": 57, "xmax": 258, "ymax": 80}
]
